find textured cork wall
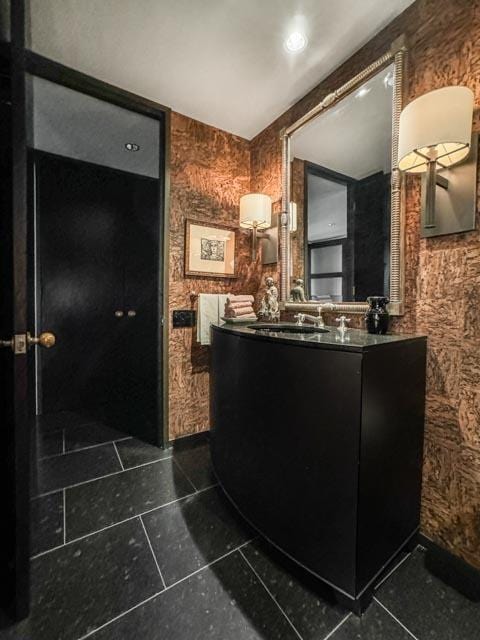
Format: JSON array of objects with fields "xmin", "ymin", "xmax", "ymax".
[
  {"xmin": 168, "ymin": 112, "xmax": 262, "ymax": 439},
  {"xmin": 290, "ymin": 158, "xmax": 305, "ymax": 284},
  {"xmin": 250, "ymin": 0, "xmax": 480, "ymax": 567}
]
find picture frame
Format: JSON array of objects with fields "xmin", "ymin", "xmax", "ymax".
[{"xmin": 185, "ymin": 219, "xmax": 238, "ymax": 278}]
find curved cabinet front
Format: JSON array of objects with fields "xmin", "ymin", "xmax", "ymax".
[{"xmin": 210, "ymin": 325, "xmax": 426, "ymax": 606}]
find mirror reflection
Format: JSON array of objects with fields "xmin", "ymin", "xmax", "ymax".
[{"xmin": 289, "ymin": 63, "xmax": 394, "ymax": 303}]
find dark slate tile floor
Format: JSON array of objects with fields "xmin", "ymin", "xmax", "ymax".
[
  {"xmin": 115, "ymin": 437, "xmax": 171, "ymax": 469},
  {"xmin": 64, "ymin": 422, "xmax": 128, "ymax": 452},
  {"xmin": 31, "ymin": 491, "xmax": 64, "ymax": 556},
  {"xmin": 65, "ymin": 456, "xmax": 193, "ymax": 541},
  {"xmin": 36, "ymin": 426, "xmax": 64, "ymax": 457},
  {"xmin": 37, "ymin": 443, "xmax": 122, "ymax": 494},
  {"xmin": 1, "ymin": 413, "xmax": 477, "ymax": 640},
  {"xmin": 142, "ymin": 485, "xmax": 254, "ymax": 586}
]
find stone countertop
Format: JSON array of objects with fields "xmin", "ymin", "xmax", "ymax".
[{"xmin": 212, "ymin": 322, "xmax": 426, "ymax": 353}]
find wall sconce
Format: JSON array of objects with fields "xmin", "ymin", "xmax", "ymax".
[
  {"xmin": 398, "ymin": 86, "xmax": 476, "ymax": 237},
  {"xmin": 289, "ymin": 202, "xmax": 298, "ymax": 233},
  {"xmin": 239, "ymin": 193, "xmax": 272, "ymax": 259}
]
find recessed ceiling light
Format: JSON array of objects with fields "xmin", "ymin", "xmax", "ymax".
[
  {"xmin": 355, "ymin": 87, "xmax": 371, "ymax": 99},
  {"xmin": 284, "ymin": 32, "xmax": 307, "ymax": 53},
  {"xmin": 125, "ymin": 142, "xmax": 140, "ymax": 151}
]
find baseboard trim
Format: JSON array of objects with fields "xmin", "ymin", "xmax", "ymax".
[
  {"xmin": 168, "ymin": 429, "xmax": 209, "ymax": 450},
  {"xmin": 418, "ymin": 534, "xmax": 480, "ymax": 602}
]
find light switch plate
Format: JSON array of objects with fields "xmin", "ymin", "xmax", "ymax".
[{"xmin": 172, "ymin": 310, "xmax": 196, "ymax": 328}]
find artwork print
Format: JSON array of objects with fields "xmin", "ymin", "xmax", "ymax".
[{"xmin": 201, "ymin": 238, "xmax": 225, "ymax": 261}]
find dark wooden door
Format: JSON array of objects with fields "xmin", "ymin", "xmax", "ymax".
[
  {"xmin": 119, "ymin": 177, "xmax": 159, "ymax": 440},
  {"xmin": 0, "ymin": 1, "xmax": 32, "ymax": 622},
  {"xmin": 37, "ymin": 154, "xmax": 126, "ymax": 419},
  {"xmin": 36, "ymin": 153, "xmax": 160, "ymax": 443}
]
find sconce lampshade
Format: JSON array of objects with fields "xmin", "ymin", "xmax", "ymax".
[
  {"xmin": 289, "ymin": 202, "xmax": 298, "ymax": 233},
  {"xmin": 239, "ymin": 193, "xmax": 271, "ymax": 229},
  {"xmin": 398, "ymin": 86, "xmax": 474, "ymax": 173}
]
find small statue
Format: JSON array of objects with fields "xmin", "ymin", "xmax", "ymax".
[
  {"xmin": 259, "ymin": 276, "xmax": 280, "ymax": 321},
  {"xmin": 289, "ymin": 278, "xmax": 306, "ymax": 303}
]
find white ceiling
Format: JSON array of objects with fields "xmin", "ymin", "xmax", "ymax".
[
  {"xmin": 291, "ymin": 64, "xmax": 393, "ymax": 179},
  {"xmin": 28, "ymin": 0, "xmax": 414, "ymax": 139},
  {"xmin": 31, "ymin": 77, "xmax": 160, "ymax": 178}
]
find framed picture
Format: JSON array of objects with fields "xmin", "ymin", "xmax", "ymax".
[{"xmin": 185, "ymin": 219, "xmax": 238, "ymax": 278}]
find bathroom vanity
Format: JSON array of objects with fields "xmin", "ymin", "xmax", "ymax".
[{"xmin": 210, "ymin": 323, "xmax": 427, "ymax": 613}]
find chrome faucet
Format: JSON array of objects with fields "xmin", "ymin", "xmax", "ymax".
[{"xmin": 294, "ymin": 306, "xmax": 325, "ymax": 328}]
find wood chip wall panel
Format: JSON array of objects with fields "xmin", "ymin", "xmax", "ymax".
[
  {"xmin": 249, "ymin": 0, "xmax": 480, "ymax": 567},
  {"xmin": 168, "ymin": 113, "xmax": 261, "ymax": 440}
]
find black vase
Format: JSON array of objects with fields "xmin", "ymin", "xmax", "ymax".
[{"xmin": 365, "ymin": 296, "xmax": 390, "ymax": 335}]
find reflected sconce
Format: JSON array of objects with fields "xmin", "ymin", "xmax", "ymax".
[
  {"xmin": 289, "ymin": 202, "xmax": 298, "ymax": 233},
  {"xmin": 398, "ymin": 86, "xmax": 476, "ymax": 237},
  {"xmin": 239, "ymin": 193, "xmax": 272, "ymax": 259}
]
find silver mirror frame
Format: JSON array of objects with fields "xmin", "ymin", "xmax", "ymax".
[{"xmin": 280, "ymin": 37, "xmax": 407, "ymax": 316}]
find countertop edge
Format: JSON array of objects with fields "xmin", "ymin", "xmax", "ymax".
[{"xmin": 211, "ymin": 323, "xmax": 427, "ymax": 353}]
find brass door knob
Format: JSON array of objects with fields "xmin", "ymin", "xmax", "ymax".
[{"xmin": 27, "ymin": 331, "xmax": 56, "ymax": 349}]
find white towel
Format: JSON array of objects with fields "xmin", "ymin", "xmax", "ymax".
[{"xmin": 197, "ymin": 294, "xmax": 229, "ymax": 345}]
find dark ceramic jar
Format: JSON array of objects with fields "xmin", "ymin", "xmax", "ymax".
[{"xmin": 365, "ymin": 296, "xmax": 390, "ymax": 335}]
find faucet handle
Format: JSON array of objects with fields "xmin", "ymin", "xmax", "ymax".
[
  {"xmin": 335, "ymin": 316, "xmax": 351, "ymax": 331},
  {"xmin": 315, "ymin": 307, "xmax": 325, "ymax": 328},
  {"xmin": 294, "ymin": 313, "xmax": 305, "ymax": 326}
]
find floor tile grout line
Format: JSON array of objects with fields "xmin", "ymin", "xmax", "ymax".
[
  {"xmin": 120, "ymin": 454, "xmax": 174, "ymax": 473},
  {"xmin": 373, "ymin": 597, "xmax": 419, "ymax": 640},
  {"xmin": 112, "ymin": 441, "xmax": 125, "ymax": 471},
  {"xmin": 374, "ymin": 550, "xmax": 413, "ymax": 590},
  {"xmin": 34, "ymin": 454, "xmax": 176, "ymax": 498},
  {"xmin": 30, "ymin": 482, "xmax": 220, "ymax": 560},
  {"xmin": 76, "ymin": 590, "xmax": 164, "ymax": 640},
  {"xmin": 171, "ymin": 456, "xmax": 198, "ymax": 493},
  {"xmin": 321, "ymin": 613, "xmax": 352, "ymax": 640},
  {"xmin": 139, "ymin": 515, "xmax": 167, "ymax": 590},
  {"xmin": 238, "ymin": 548, "xmax": 304, "ymax": 640},
  {"xmin": 76, "ymin": 539, "xmax": 255, "ymax": 640},
  {"xmin": 39, "ymin": 436, "xmax": 133, "ymax": 461},
  {"xmin": 164, "ymin": 539, "xmax": 255, "ymax": 591},
  {"xmin": 63, "ymin": 488, "xmax": 66, "ymax": 545}
]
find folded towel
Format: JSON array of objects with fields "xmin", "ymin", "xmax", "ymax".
[
  {"xmin": 224, "ymin": 306, "xmax": 255, "ymax": 318},
  {"xmin": 197, "ymin": 293, "xmax": 229, "ymax": 345},
  {"xmin": 224, "ymin": 312, "xmax": 257, "ymax": 321},
  {"xmin": 225, "ymin": 301, "xmax": 253, "ymax": 311},
  {"xmin": 227, "ymin": 294, "xmax": 254, "ymax": 304}
]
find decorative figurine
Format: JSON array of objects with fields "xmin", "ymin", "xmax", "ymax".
[
  {"xmin": 259, "ymin": 276, "xmax": 280, "ymax": 321},
  {"xmin": 289, "ymin": 278, "xmax": 306, "ymax": 303}
]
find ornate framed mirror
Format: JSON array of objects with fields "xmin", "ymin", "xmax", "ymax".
[{"xmin": 280, "ymin": 37, "xmax": 406, "ymax": 316}]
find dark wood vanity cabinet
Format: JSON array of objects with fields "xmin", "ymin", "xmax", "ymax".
[{"xmin": 210, "ymin": 325, "xmax": 427, "ymax": 613}]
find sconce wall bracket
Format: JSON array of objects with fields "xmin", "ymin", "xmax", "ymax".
[{"xmin": 421, "ymin": 133, "xmax": 478, "ymax": 238}]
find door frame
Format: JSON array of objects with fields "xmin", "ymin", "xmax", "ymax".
[
  {"xmin": 0, "ymin": 0, "xmax": 31, "ymax": 622},
  {"xmin": 25, "ymin": 51, "xmax": 171, "ymax": 448},
  {"xmin": 303, "ymin": 161, "xmax": 356, "ymax": 300}
]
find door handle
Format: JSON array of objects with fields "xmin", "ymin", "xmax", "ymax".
[
  {"xmin": 27, "ymin": 331, "xmax": 56, "ymax": 349},
  {"xmin": 1, "ymin": 331, "xmax": 56, "ymax": 354}
]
